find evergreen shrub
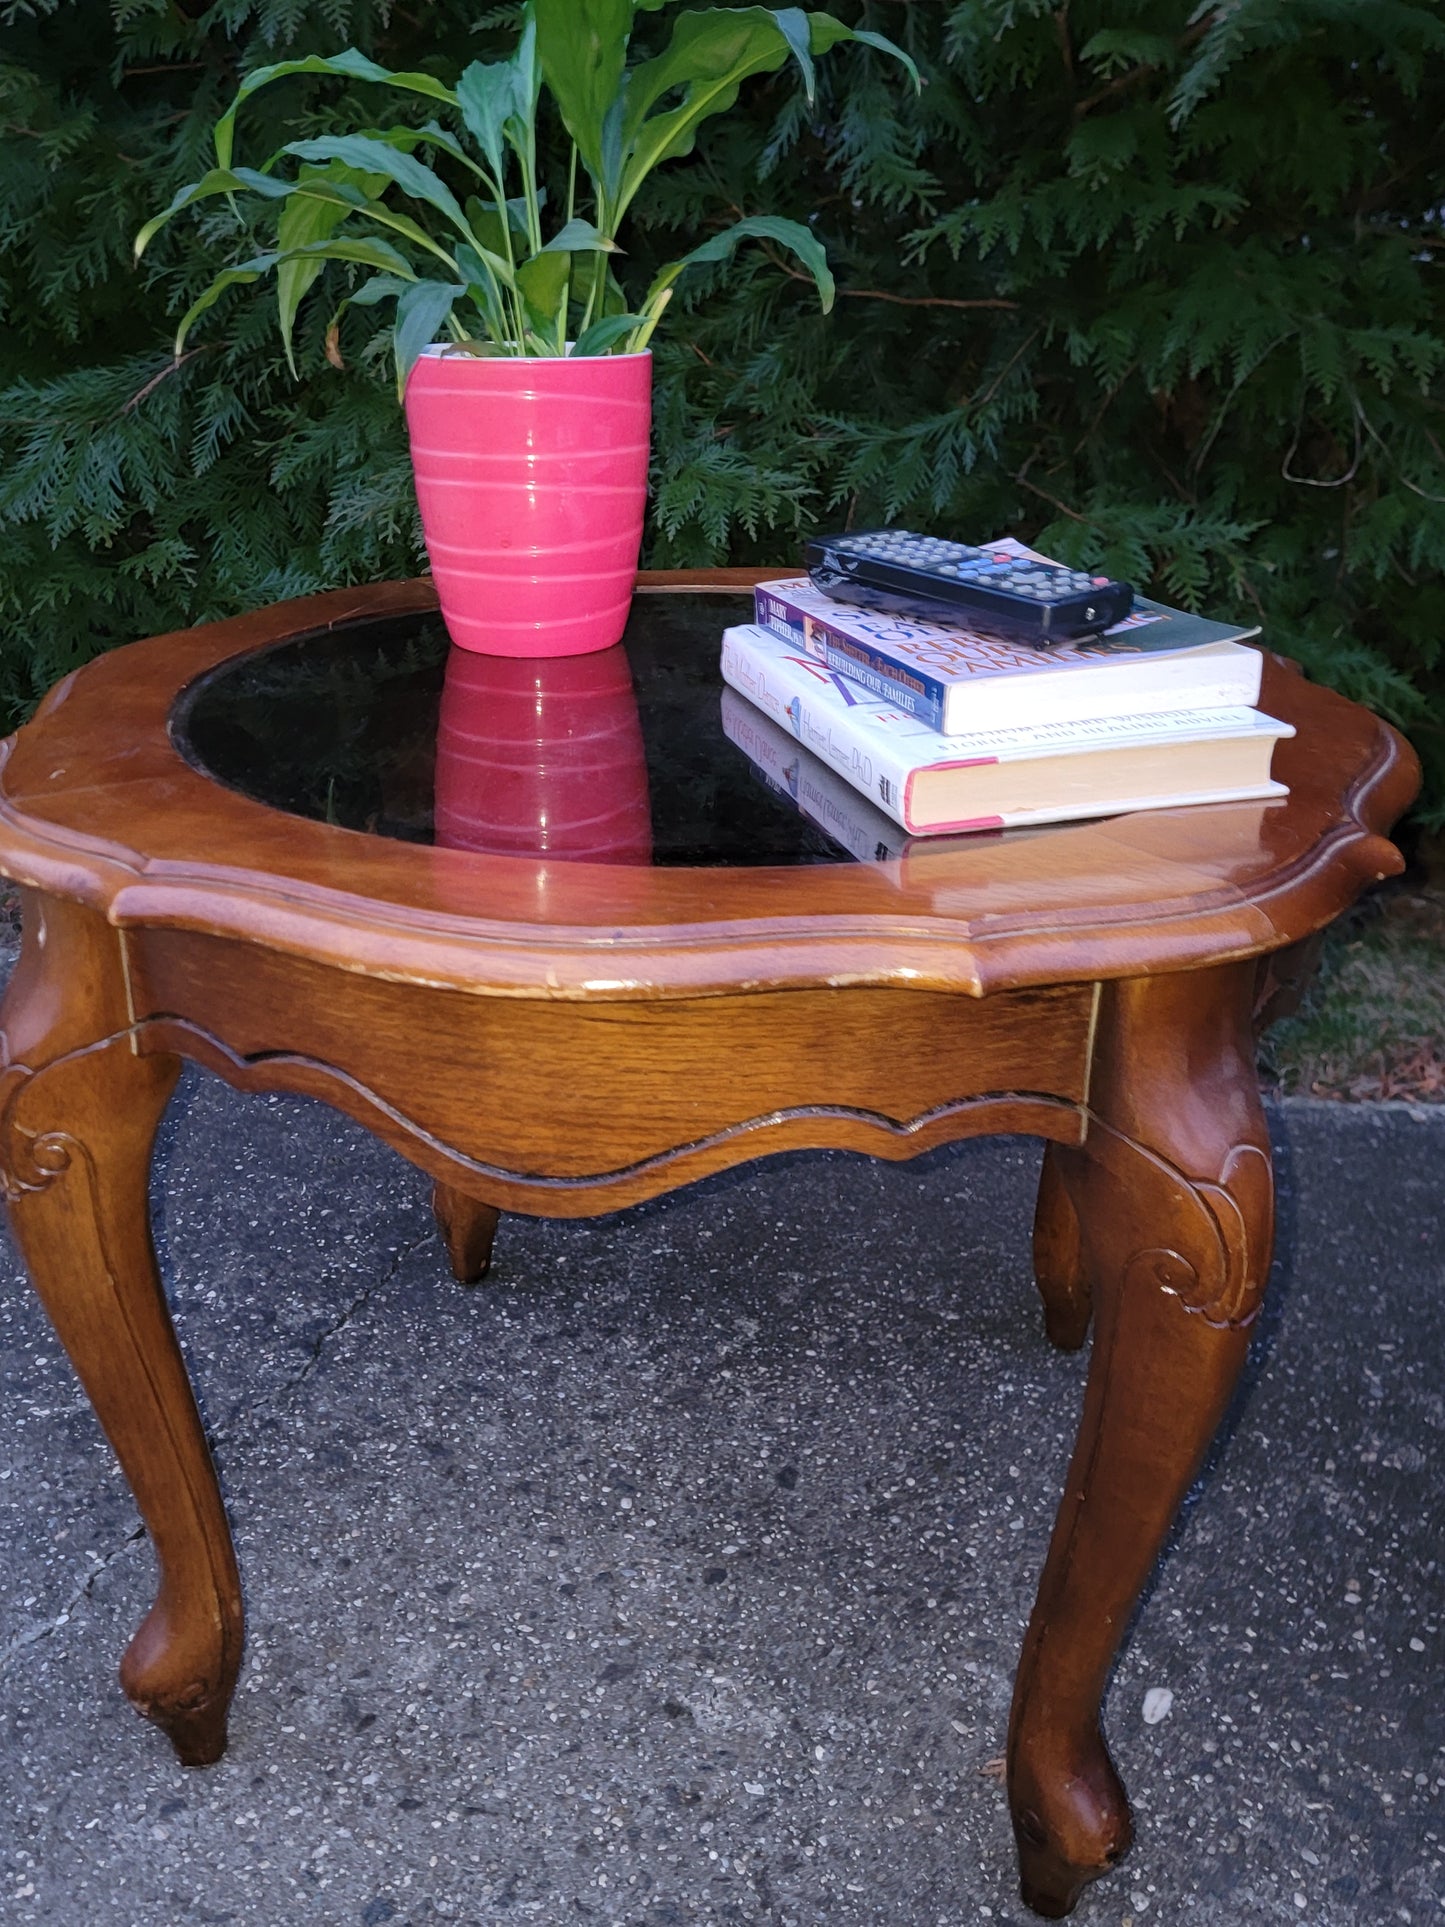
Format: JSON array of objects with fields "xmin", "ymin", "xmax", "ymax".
[{"xmin": 2, "ymin": 0, "xmax": 1442, "ymax": 821}]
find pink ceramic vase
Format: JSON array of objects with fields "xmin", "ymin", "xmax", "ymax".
[
  {"xmin": 404, "ymin": 346, "xmax": 652, "ymax": 658},
  {"xmin": 432, "ymin": 644, "xmax": 653, "ymax": 864}
]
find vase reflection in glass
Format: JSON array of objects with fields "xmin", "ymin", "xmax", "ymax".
[{"xmin": 432, "ymin": 643, "xmax": 652, "ymax": 865}]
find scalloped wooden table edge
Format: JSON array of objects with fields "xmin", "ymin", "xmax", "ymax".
[{"xmin": 0, "ymin": 571, "xmax": 1419, "ymax": 999}]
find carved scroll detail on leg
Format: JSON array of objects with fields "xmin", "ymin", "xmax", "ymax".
[
  {"xmin": 0, "ymin": 1073, "xmax": 91, "ymax": 1200},
  {"xmin": 1008, "ymin": 964, "xmax": 1273, "ymax": 1917},
  {"xmin": 1083, "ymin": 1128, "xmax": 1273, "ymax": 1331},
  {"xmin": 1, "ymin": 899, "xmax": 243, "ymax": 1765}
]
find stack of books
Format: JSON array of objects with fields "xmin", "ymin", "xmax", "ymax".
[{"xmin": 719, "ymin": 538, "xmax": 1292, "ymax": 844}]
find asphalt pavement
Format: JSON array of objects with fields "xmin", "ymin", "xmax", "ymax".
[{"xmin": 1, "ymin": 1053, "xmax": 1442, "ymax": 1927}]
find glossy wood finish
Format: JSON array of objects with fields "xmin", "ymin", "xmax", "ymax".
[
  {"xmin": 125, "ymin": 928, "xmax": 1095, "ymax": 1207},
  {"xmin": 0, "ymin": 897, "xmax": 242, "ymax": 1763},
  {"xmin": 0, "ymin": 575, "xmax": 1416, "ymax": 999},
  {"xmin": 1010, "ymin": 963, "xmax": 1274, "ymax": 1914},
  {"xmin": 0, "ymin": 575, "xmax": 1418, "ymax": 1916},
  {"xmin": 432, "ymin": 1183, "xmax": 499, "ymax": 1285}
]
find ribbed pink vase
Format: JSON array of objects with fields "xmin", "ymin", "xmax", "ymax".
[{"xmin": 404, "ymin": 346, "xmax": 652, "ymax": 658}]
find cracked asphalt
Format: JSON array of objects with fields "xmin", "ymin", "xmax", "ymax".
[{"xmin": 0, "ymin": 977, "xmax": 1442, "ymax": 1925}]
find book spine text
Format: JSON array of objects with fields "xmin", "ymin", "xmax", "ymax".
[
  {"xmin": 753, "ymin": 587, "xmax": 948, "ymax": 729},
  {"xmin": 721, "ymin": 628, "xmax": 919, "ymax": 830},
  {"xmin": 720, "ymin": 689, "xmax": 908, "ymax": 861}
]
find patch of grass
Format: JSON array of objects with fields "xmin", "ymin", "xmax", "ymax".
[{"xmin": 1262, "ymin": 885, "xmax": 1445, "ymax": 1101}]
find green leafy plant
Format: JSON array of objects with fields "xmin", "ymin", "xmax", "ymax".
[
  {"xmin": 134, "ymin": 1, "xmax": 917, "ymax": 388},
  {"xmin": 5, "ymin": 0, "xmax": 1443, "ymax": 828}
]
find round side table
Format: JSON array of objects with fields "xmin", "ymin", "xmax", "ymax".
[{"xmin": 0, "ymin": 573, "xmax": 1418, "ymax": 1916}]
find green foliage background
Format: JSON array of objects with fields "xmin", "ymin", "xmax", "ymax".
[{"xmin": 3, "ymin": 0, "xmax": 1443, "ymax": 821}]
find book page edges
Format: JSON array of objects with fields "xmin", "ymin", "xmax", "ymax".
[{"xmin": 902, "ymin": 779, "xmax": 1289, "ymax": 836}]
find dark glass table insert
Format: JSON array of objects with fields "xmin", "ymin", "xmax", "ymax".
[{"xmin": 174, "ymin": 591, "xmax": 874, "ymax": 868}]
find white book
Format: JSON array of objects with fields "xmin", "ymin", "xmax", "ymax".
[
  {"xmin": 720, "ymin": 623, "xmax": 1292, "ymax": 835},
  {"xmin": 721, "ymin": 687, "xmax": 1074, "ymax": 865},
  {"xmin": 720, "ymin": 684, "xmax": 914, "ymax": 860},
  {"xmin": 755, "ymin": 537, "xmax": 1263, "ymax": 735}
]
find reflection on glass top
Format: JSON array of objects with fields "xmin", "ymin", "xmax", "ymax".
[{"xmin": 174, "ymin": 590, "xmax": 1021, "ymax": 869}]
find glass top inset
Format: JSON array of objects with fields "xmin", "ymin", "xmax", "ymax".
[{"xmin": 174, "ymin": 590, "xmax": 955, "ymax": 869}]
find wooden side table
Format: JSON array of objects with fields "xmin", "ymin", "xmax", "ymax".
[{"xmin": 0, "ymin": 574, "xmax": 1418, "ymax": 1916}]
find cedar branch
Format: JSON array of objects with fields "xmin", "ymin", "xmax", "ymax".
[
  {"xmin": 121, "ymin": 349, "xmax": 206, "ymax": 414},
  {"xmin": 771, "ymin": 257, "xmax": 1017, "ymax": 312}
]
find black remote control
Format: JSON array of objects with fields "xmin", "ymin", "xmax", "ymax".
[{"xmin": 804, "ymin": 530, "xmax": 1134, "ymax": 643}]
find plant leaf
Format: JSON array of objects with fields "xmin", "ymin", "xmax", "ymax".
[
  {"xmin": 282, "ymin": 235, "xmax": 418, "ymax": 276},
  {"xmin": 618, "ymin": 8, "xmax": 818, "ymax": 211},
  {"xmin": 214, "ymin": 50, "xmax": 458, "ymax": 172},
  {"xmin": 175, "ymin": 235, "xmax": 418, "ymax": 354},
  {"xmin": 134, "ymin": 167, "xmax": 295, "ymax": 257},
  {"xmin": 618, "ymin": 9, "xmax": 918, "ymax": 213},
  {"xmin": 640, "ymin": 212, "xmax": 834, "ymax": 317},
  {"xmin": 571, "ymin": 312, "xmax": 646, "ymax": 357},
  {"xmin": 600, "ymin": 263, "xmax": 631, "ymax": 317},
  {"xmin": 394, "ymin": 279, "xmax": 469, "ymax": 392},
  {"xmin": 454, "ymin": 240, "xmax": 515, "ymax": 288},
  {"xmin": 465, "ymin": 192, "xmax": 537, "ymax": 249},
  {"xmin": 629, "ymin": 284, "xmax": 672, "ymax": 350},
  {"xmin": 340, "ymin": 198, "xmax": 475, "ymax": 277},
  {"xmin": 534, "ymin": 0, "xmax": 635, "ymax": 188},
  {"xmin": 774, "ymin": 9, "xmax": 817, "ymax": 101},
  {"xmin": 357, "ymin": 118, "xmax": 485, "ymax": 179},
  {"xmin": 276, "ymin": 166, "xmax": 357, "ymax": 376},
  {"xmin": 510, "ymin": 8, "xmax": 542, "ymax": 151},
  {"xmin": 174, "ymin": 254, "xmax": 280, "ymax": 356},
  {"xmin": 282, "ymin": 134, "xmax": 473, "ymax": 244},
  {"xmin": 466, "ymin": 196, "xmax": 511, "ymax": 262},
  {"xmin": 454, "ymin": 244, "xmax": 512, "ymax": 340},
  {"xmin": 541, "ymin": 217, "xmax": 621, "ymax": 254},
  {"xmin": 806, "ymin": 15, "xmax": 920, "ymax": 91},
  {"xmin": 516, "ymin": 248, "xmax": 572, "ymax": 330},
  {"xmin": 456, "ymin": 57, "xmax": 523, "ymax": 182},
  {"xmin": 456, "ymin": 9, "xmax": 540, "ymax": 182},
  {"xmin": 347, "ymin": 273, "xmax": 416, "ymax": 307},
  {"xmin": 599, "ymin": 92, "xmax": 627, "ymax": 203}
]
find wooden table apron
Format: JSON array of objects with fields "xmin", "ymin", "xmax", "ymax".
[{"xmin": 0, "ymin": 573, "xmax": 1418, "ymax": 1919}]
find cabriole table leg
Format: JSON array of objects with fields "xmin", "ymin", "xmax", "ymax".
[
  {"xmin": 0, "ymin": 896, "xmax": 243, "ymax": 1765},
  {"xmin": 1031, "ymin": 1141, "xmax": 1092, "ymax": 1352},
  {"xmin": 432, "ymin": 1182, "xmax": 501, "ymax": 1285},
  {"xmin": 1007, "ymin": 963, "xmax": 1274, "ymax": 1916}
]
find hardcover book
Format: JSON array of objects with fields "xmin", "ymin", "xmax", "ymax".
[
  {"xmin": 755, "ymin": 539, "xmax": 1263, "ymax": 735},
  {"xmin": 720, "ymin": 622, "xmax": 1292, "ymax": 836},
  {"xmin": 720, "ymin": 688, "xmax": 1068, "ymax": 864}
]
